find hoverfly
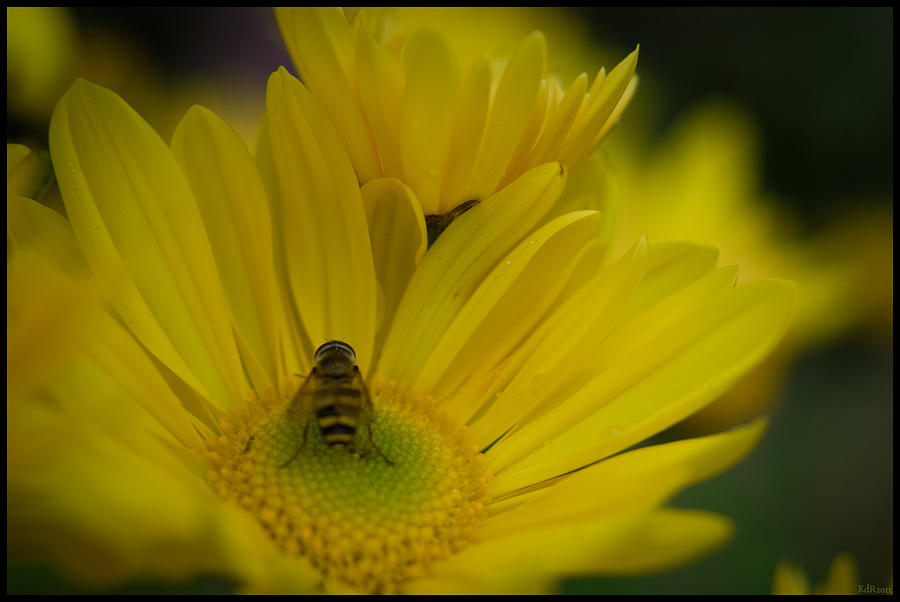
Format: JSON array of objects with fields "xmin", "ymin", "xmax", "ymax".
[{"xmin": 279, "ymin": 340, "xmax": 392, "ymax": 467}]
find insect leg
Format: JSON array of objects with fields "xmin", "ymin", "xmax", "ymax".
[
  {"xmin": 366, "ymin": 423, "xmax": 394, "ymax": 466},
  {"xmin": 280, "ymin": 416, "xmax": 311, "ymax": 468},
  {"xmin": 242, "ymin": 433, "xmax": 256, "ymax": 454}
]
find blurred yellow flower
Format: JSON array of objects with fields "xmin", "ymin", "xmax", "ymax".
[
  {"xmin": 772, "ymin": 554, "xmax": 859, "ymax": 595},
  {"xmin": 275, "ymin": 7, "xmax": 638, "ymax": 221},
  {"xmin": 6, "ymin": 68, "xmax": 795, "ymax": 594},
  {"xmin": 601, "ymin": 101, "xmax": 886, "ymax": 431},
  {"xmin": 6, "ymin": 7, "xmax": 78, "ymax": 124}
]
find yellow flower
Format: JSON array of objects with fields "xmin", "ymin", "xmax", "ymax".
[
  {"xmin": 602, "ymin": 101, "xmax": 872, "ymax": 432},
  {"xmin": 275, "ymin": 7, "xmax": 638, "ymax": 220},
  {"xmin": 772, "ymin": 554, "xmax": 859, "ymax": 595},
  {"xmin": 7, "ymin": 71, "xmax": 794, "ymax": 594},
  {"xmin": 6, "ymin": 7, "xmax": 78, "ymax": 125}
]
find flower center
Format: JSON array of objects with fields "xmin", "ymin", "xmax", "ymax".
[{"xmin": 205, "ymin": 377, "xmax": 489, "ymax": 593}]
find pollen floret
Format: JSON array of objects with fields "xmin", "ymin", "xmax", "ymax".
[{"xmin": 205, "ymin": 379, "xmax": 489, "ymax": 593}]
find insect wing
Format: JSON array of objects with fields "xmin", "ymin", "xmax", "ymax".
[
  {"xmin": 352, "ymin": 366, "xmax": 375, "ymax": 422},
  {"xmin": 285, "ymin": 367, "xmax": 321, "ymax": 424}
]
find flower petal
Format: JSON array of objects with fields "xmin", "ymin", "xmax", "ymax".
[
  {"xmin": 772, "ymin": 561, "xmax": 810, "ymax": 595},
  {"xmin": 486, "ymin": 277, "xmax": 795, "ymax": 491},
  {"xmin": 354, "ymin": 32, "xmax": 405, "ymax": 178},
  {"xmin": 485, "ymin": 418, "xmax": 766, "ymax": 532},
  {"xmin": 623, "ymin": 241, "xmax": 720, "ymax": 320},
  {"xmin": 264, "ymin": 67, "xmax": 377, "ymax": 371},
  {"xmin": 7, "ymin": 251, "xmax": 98, "ymax": 402},
  {"xmin": 49, "ymin": 79, "xmax": 248, "ymax": 408},
  {"xmin": 498, "ymin": 78, "xmax": 550, "ymax": 190},
  {"xmin": 7, "ymin": 398, "xmax": 304, "ymax": 590},
  {"xmin": 440, "ymin": 56, "xmax": 492, "ymax": 213},
  {"xmin": 417, "ymin": 210, "xmax": 604, "ymax": 400},
  {"xmin": 409, "ymin": 506, "xmax": 731, "ymax": 593},
  {"xmin": 7, "ymin": 142, "xmax": 31, "ymax": 174},
  {"xmin": 529, "ymin": 73, "xmax": 588, "ymax": 166},
  {"xmin": 466, "ymin": 32, "xmax": 547, "ymax": 201},
  {"xmin": 560, "ymin": 46, "xmax": 639, "ymax": 166},
  {"xmin": 254, "ymin": 120, "xmax": 311, "ymax": 374},
  {"xmin": 815, "ymin": 554, "xmax": 859, "ymax": 595},
  {"xmin": 399, "ymin": 29, "xmax": 459, "ymax": 215},
  {"xmin": 377, "ymin": 162, "xmax": 566, "ymax": 385},
  {"xmin": 467, "ymin": 236, "xmax": 648, "ymax": 445},
  {"xmin": 275, "ymin": 7, "xmax": 382, "ymax": 182},
  {"xmin": 7, "ymin": 194, "xmax": 87, "ymax": 273},
  {"xmin": 361, "ymin": 177, "xmax": 427, "ymax": 359},
  {"xmin": 579, "ymin": 509, "xmax": 734, "ymax": 575},
  {"xmin": 171, "ymin": 104, "xmax": 288, "ymax": 393}
]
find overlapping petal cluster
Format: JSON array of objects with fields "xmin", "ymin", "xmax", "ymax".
[{"xmin": 276, "ymin": 7, "xmax": 637, "ymax": 216}]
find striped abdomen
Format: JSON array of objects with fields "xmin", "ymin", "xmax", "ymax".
[{"xmin": 314, "ymin": 384, "xmax": 363, "ymax": 448}]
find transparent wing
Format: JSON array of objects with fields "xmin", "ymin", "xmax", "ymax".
[
  {"xmin": 353, "ymin": 365, "xmax": 375, "ymax": 422},
  {"xmin": 285, "ymin": 366, "xmax": 321, "ymax": 424}
]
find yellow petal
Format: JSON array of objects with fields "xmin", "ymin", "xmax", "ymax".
[
  {"xmin": 814, "ymin": 554, "xmax": 859, "ymax": 595},
  {"xmin": 264, "ymin": 68, "xmax": 377, "ymax": 372},
  {"xmin": 49, "ymin": 79, "xmax": 247, "ymax": 408},
  {"xmin": 7, "ymin": 399, "xmax": 293, "ymax": 590},
  {"xmin": 171, "ymin": 104, "xmax": 287, "ymax": 393},
  {"xmin": 399, "ymin": 29, "xmax": 459, "ymax": 214},
  {"xmin": 529, "ymin": 73, "xmax": 589, "ymax": 166},
  {"xmin": 581, "ymin": 509, "xmax": 734, "ymax": 575},
  {"xmin": 410, "ymin": 508, "xmax": 650, "ymax": 594},
  {"xmin": 7, "ymin": 142, "xmax": 50, "ymax": 199},
  {"xmin": 377, "ymin": 162, "xmax": 565, "ymax": 385},
  {"xmin": 623, "ymin": 241, "xmax": 720, "ymax": 320},
  {"xmin": 469, "ymin": 241, "xmax": 720, "ymax": 450},
  {"xmin": 486, "ymin": 418, "xmax": 766, "ymax": 531},
  {"xmin": 361, "ymin": 177, "xmax": 427, "ymax": 357},
  {"xmin": 275, "ymin": 7, "xmax": 382, "ymax": 182},
  {"xmin": 7, "ymin": 193, "xmax": 87, "ymax": 272},
  {"xmin": 413, "ymin": 506, "xmax": 730, "ymax": 593},
  {"xmin": 487, "ymin": 278, "xmax": 795, "ymax": 490},
  {"xmin": 354, "ymin": 32, "xmax": 405, "ymax": 178},
  {"xmin": 7, "ymin": 143, "xmax": 31, "ymax": 175},
  {"xmin": 82, "ymin": 308, "xmax": 213, "ymax": 454},
  {"xmin": 254, "ymin": 119, "xmax": 310, "ymax": 374},
  {"xmin": 549, "ymin": 149, "xmax": 620, "ymax": 246},
  {"xmin": 468, "ymin": 236, "xmax": 648, "ymax": 446},
  {"xmin": 440, "ymin": 56, "xmax": 492, "ymax": 213},
  {"xmin": 469, "ymin": 239, "xmax": 647, "ymax": 446},
  {"xmin": 418, "ymin": 210, "xmax": 603, "ymax": 400},
  {"xmin": 466, "ymin": 32, "xmax": 547, "ymax": 201},
  {"xmin": 7, "ymin": 250, "xmax": 99, "ymax": 402},
  {"xmin": 594, "ymin": 72, "xmax": 639, "ymax": 143},
  {"xmin": 772, "ymin": 561, "xmax": 810, "ymax": 594},
  {"xmin": 498, "ymin": 77, "xmax": 550, "ymax": 189},
  {"xmin": 444, "ymin": 237, "xmax": 608, "ymax": 424},
  {"xmin": 42, "ymin": 342, "xmax": 201, "ymax": 461},
  {"xmin": 560, "ymin": 47, "xmax": 638, "ymax": 166}
]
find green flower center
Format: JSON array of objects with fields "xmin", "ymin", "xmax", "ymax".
[{"xmin": 205, "ymin": 378, "xmax": 489, "ymax": 593}]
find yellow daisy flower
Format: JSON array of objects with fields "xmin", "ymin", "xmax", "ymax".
[
  {"xmin": 8, "ymin": 71, "xmax": 793, "ymax": 594},
  {"xmin": 773, "ymin": 554, "xmax": 859, "ymax": 595},
  {"xmin": 275, "ymin": 7, "xmax": 638, "ymax": 224}
]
